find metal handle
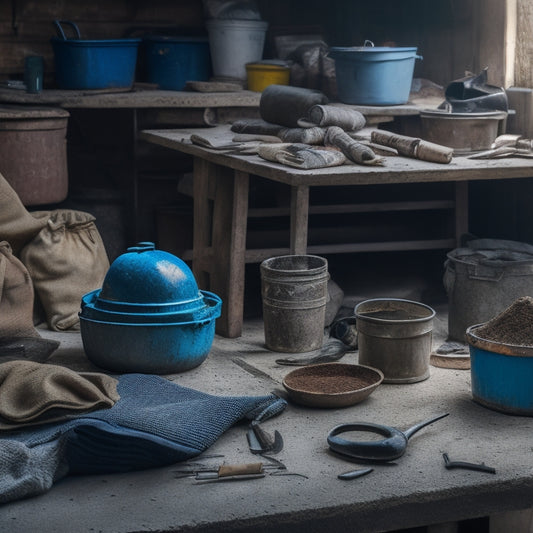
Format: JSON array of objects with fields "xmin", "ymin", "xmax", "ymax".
[
  {"xmin": 467, "ymin": 263, "xmax": 504, "ymax": 282},
  {"xmin": 402, "ymin": 413, "xmax": 449, "ymax": 440},
  {"xmin": 53, "ymin": 20, "xmax": 81, "ymax": 40}
]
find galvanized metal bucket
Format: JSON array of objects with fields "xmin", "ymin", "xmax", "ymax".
[
  {"xmin": 261, "ymin": 255, "xmax": 329, "ymax": 353},
  {"xmin": 355, "ymin": 298, "xmax": 435, "ymax": 384},
  {"xmin": 444, "ymin": 239, "xmax": 533, "ymax": 342}
]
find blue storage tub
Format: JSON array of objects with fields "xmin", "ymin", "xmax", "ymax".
[
  {"xmin": 143, "ymin": 36, "xmax": 211, "ymax": 90},
  {"xmin": 329, "ymin": 44, "xmax": 422, "ymax": 105},
  {"xmin": 51, "ymin": 20, "xmax": 140, "ymax": 90},
  {"xmin": 467, "ymin": 324, "xmax": 533, "ymax": 416}
]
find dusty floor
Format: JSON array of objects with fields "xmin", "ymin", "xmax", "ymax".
[{"xmin": 8, "ymin": 247, "xmax": 533, "ymax": 533}]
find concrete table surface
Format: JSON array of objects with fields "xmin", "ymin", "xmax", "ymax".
[{"xmin": 2, "ymin": 303, "xmax": 533, "ymax": 533}]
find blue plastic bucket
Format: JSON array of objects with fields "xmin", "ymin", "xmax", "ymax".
[
  {"xmin": 467, "ymin": 324, "xmax": 533, "ymax": 415},
  {"xmin": 51, "ymin": 38, "xmax": 141, "ymax": 90},
  {"xmin": 143, "ymin": 36, "xmax": 211, "ymax": 90},
  {"xmin": 329, "ymin": 45, "xmax": 421, "ymax": 105}
]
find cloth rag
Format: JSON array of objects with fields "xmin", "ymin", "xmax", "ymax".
[
  {"xmin": 258, "ymin": 143, "xmax": 346, "ymax": 169},
  {"xmin": 0, "ymin": 373, "xmax": 287, "ymax": 503},
  {"xmin": 0, "ymin": 361, "xmax": 119, "ymax": 429}
]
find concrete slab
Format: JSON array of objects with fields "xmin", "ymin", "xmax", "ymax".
[{"xmin": 2, "ymin": 264, "xmax": 533, "ymax": 533}]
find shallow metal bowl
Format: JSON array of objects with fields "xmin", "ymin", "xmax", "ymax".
[{"xmin": 282, "ymin": 363, "xmax": 384, "ymax": 408}]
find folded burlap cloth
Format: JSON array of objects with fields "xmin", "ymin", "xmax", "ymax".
[
  {"xmin": 0, "ymin": 361, "xmax": 119, "ymax": 429},
  {"xmin": 0, "ymin": 172, "xmax": 49, "ymax": 256},
  {"xmin": 0, "ymin": 374, "xmax": 287, "ymax": 503}
]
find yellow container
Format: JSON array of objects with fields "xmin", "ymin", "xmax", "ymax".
[{"xmin": 246, "ymin": 62, "xmax": 290, "ymax": 92}]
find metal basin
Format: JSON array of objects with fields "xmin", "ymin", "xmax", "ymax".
[{"xmin": 420, "ymin": 109, "xmax": 507, "ymax": 154}]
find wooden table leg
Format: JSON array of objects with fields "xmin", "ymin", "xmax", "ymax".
[
  {"xmin": 209, "ymin": 167, "xmax": 249, "ymax": 338},
  {"xmin": 290, "ymin": 184, "xmax": 310, "ymax": 254},
  {"xmin": 192, "ymin": 157, "xmax": 213, "ymax": 290}
]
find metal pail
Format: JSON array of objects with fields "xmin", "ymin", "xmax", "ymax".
[
  {"xmin": 355, "ymin": 298, "xmax": 435, "ymax": 384},
  {"xmin": 261, "ymin": 255, "xmax": 329, "ymax": 353}
]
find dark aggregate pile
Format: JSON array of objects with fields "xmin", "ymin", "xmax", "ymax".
[{"xmin": 475, "ymin": 296, "xmax": 533, "ymax": 345}]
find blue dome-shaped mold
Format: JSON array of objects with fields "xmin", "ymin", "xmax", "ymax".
[{"xmin": 100, "ymin": 242, "xmax": 200, "ymax": 304}]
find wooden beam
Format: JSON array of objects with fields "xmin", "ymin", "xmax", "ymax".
[{"xmin": 515, "ymin": 0, "xmax": 533, "ymax": 88}]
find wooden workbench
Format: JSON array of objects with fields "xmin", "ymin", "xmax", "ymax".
[
  {"xmin": 0, "ymin": 87, "xmax": 443, "ymax": 244},
  {"xmin": 140, "ymin": 125, "xmax": 533, "ymax": 338}
]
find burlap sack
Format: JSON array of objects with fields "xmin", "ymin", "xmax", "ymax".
[
  {"xmin": 20, "ymin": 210, "xmax": 110, "ymax": 331},
  {"xmin": 0, "ymin": 241, "xmax": 39, "ymax": 338},
  {"xmin": 0, "ymin": 172, "xmax": 49, "ymax": 255}
]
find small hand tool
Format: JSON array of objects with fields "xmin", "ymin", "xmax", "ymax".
[
  {"xmin": 247, "ymin": 420, "xmax": 283, "ymax": 455},
  {"xmin": 194, "ymin": 463, "xmax": 266, "ymax": 482},
  {"xmin": 175, "ymin": 462, "xmax": 279, "ymax": 482},
  {"xmin": 327, "ymin": 413, "xmax": 449, "ymax": 462},
  {"xmin": 442, "ymin": 453, "xmax": 496, "ymax": 474}
]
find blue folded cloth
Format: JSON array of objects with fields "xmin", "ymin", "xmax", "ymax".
[{"xmin": 0, "ymin": 374, "xmax": 287, "ymax": 502}]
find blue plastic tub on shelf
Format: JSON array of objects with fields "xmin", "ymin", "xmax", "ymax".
[
  {"xmin": 329, "ymin": 44, "xmax": 422, "ymax": 105},
  {"xmin": 51, "ymin": 21, "xmax": 140, "ymax": 90},
  {"xmin": 143, "ymin": 36, "xmax": 211, "ymax": 90},
  {"xmin": 52, "ymin": 38, "xmax": 141, "ymax": 90}
]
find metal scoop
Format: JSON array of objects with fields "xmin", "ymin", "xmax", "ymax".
[{"xmin": 327, "ymin": 413, "xmax": 449, "ymax": 463}]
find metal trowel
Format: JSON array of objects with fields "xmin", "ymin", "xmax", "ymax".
[{"xmin": 247, "ymin": 420, "xmax": 284, "ymax": 455}]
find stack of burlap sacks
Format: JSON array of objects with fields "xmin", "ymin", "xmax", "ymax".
[{"xmin": 0, "ymin": 172, "xmax": 109, "ymax": 358}]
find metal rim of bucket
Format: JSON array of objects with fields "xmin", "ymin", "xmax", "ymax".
[
  {"xmin": 446, "ymin": 250, "xmax": 533, "ymax": 274},
  {"xmin": 420, "ymin": 110, "xmax": 507, "ymax": 120},
  {"xmin": 261, "ymin": 254, "xmax": 327, "ymax": 274},
  {"xmin": 329, "ymin": 46, "xmax": 418, "ymax": 54},
  {"xmin": 354, "ymin": 298, "xmax": 436, "ymax": 324}
]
